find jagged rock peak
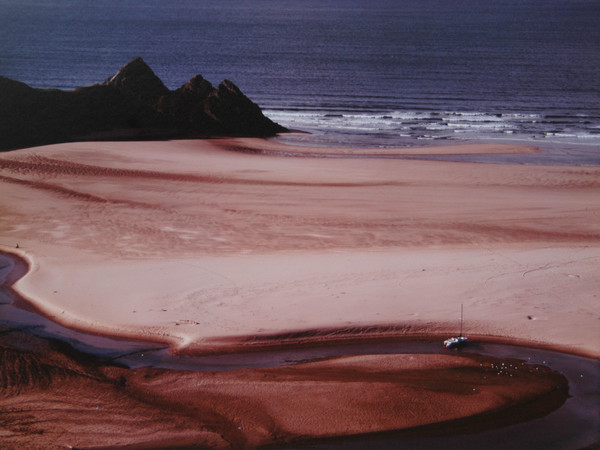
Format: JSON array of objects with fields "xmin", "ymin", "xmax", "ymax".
[
  {"xmin": 0, "ymin": 59, "xmax": 288, "ymax": 151},
  {"xmin": 103, "ymin": 57, "xmax": 169, "ymax": 102},
  {"xmin": 179, "ymin": 74, "xmax": 214, "ymax": 97},
  {"xmin": 218, "ymin": 79, "xmax": 243, "ymax": 94},
  {"xmin": 212, "ymin": 79, "xmax": 252, "ymax": 104}
]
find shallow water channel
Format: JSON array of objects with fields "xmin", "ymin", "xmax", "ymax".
[{"xmin": 1, "ymin": 254, "xmax": 598, "ymax": 449}]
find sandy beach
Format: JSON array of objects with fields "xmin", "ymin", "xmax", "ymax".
[
  {"xmin": 1, "ymin": 138, "xmax": 598, "ymax": 355},
  {"xmin": 0, "ymin": 138, "xmax": 598, "ymax": 447}
]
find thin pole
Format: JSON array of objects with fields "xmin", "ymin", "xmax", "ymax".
[{"xmin": 460, "ymin": 303, "xmax": 463, "ymax": 337}]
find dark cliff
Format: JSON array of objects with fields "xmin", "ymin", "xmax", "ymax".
[{"xmin": 0, "ymin": 58, "xmax": 287, "ymax": 151}]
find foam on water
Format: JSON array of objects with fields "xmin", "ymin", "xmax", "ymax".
[{"xmin": 266, "ymin": 108, "xmax": 600, "ymax": 153}]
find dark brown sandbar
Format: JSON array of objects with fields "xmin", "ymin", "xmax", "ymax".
[{"xmin": 0, "ymin": 329, "xmax": 567, "ymax": 449}]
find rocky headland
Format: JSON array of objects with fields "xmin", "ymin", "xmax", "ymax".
[{"xmin": 0, "ymin": 57, "xmax": 287, "ymax": 151}]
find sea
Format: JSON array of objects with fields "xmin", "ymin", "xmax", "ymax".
[{"xmin": 1, "ymin": 0, "xmax": 599, "ymax": 164}]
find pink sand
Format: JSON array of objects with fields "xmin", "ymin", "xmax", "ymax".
[{"xmin": 1, "ymin": 138, "xmax": 598, "ymax": 356}]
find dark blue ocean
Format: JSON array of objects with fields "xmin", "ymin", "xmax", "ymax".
[{"xmin": 1, "ymin": 0, "xmax": 599, "ymax": 163}]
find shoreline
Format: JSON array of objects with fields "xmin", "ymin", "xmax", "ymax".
[{"xmin": 222, "ymin": 137, "xmax": 544, "ymax": 157}]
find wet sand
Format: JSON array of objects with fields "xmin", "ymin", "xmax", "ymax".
[
  {"xmin": 0, "ymin": 325, "xmax": 569, "ymax": 449},
  {"xmin": 0, "ymin": 138, "xmax": 599, "ymax": 447}
]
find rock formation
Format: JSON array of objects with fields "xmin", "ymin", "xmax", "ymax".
[{"xmin": 0, "ymin": 58, "xmax": 287, "ymax": 151}]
